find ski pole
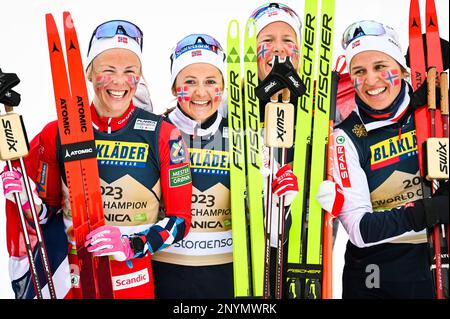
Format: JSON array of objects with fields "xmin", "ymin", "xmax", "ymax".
[
  {"xmin": 262, "ymin": 93, "xmax": 277, "ymax": 299},
  {"xmin": 264, "ymin": 87, "xmax": 295, "ymax": 299},
  {"xmin": 0, "ymin": 104, "xmax": 56, "ymax": 299},
  {"xmin": 439, "ymin": 72, "xmax": 449, "ymax": 252},
  {"xmin": 426, "ymin": 67, "xmax": 445, "ymax": 299}
]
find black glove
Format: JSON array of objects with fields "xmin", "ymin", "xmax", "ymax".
[
  {"xmin": 434, "ymin": 181, "xmax": 449, "ymax": 197},
  {"xmin": 406, "ymin": 195, "xmax": 449, "ymax": 232}
]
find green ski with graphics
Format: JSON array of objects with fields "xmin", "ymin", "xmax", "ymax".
[{"xmin": 287, "ymin": 0, "xmax": 336, "ymax": 299}]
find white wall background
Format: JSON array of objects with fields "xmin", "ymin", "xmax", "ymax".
[{"xmin": 0, "ymin": 0, "xmax": 448, "ymax": 299}]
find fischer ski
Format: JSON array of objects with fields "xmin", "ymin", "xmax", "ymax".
[
  {"xmin": 243, "ymin": 18, "xmax": 265, "ymax": 298},
  {"xmin": 227, "ymin": 19, "xmax": 252, "ymax": 297},
  {"xmin": 46, "ymin": 12, "xmax": 114, "ymax": 299},
  {"xmin": 286, "ymin": 0, "xmax": 336, "ymax": 299},
  {"xmin": 287, "ymin": 0, "xmax": 319, "ymax": 300}
]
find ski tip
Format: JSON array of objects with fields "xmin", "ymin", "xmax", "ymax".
[
  {"xmin": 45, "ymin": 13, "xmax": 56, "ymax": 25},
  {"xmin": 63, "ymin": 11, "xmax": 74, "ymax": 30},
  {"xmin": 228, "ymin": 20, "xmax": 239, "ymax": 39},
  {"xmin": 245, "ymin": 18, "xmax": 256, "ymax": 38}
]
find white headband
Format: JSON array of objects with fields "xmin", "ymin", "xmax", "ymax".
[
  {"xmin": 86, "ymin": 34, "xmax": 142, "ymax": 68},
  {"xmin": 252, "ymin": 4, "xmax": 302, "ymax": 43},
  {"xmin": 170, "ymin": 43, "xmax": 226, "ymax": 86},
  {"xmin": 346, "ymin": 34, "xmax": 407, "ymax": 70}
]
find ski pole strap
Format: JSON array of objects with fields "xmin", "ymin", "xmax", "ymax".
[
  {"xmin": 0, "ymin": 69, "xmax": 21, "ymax": 107},
  {"xmin": 0, "ymin": 69, "xmax": 20, "ymax": 96},
  {"xmin": 0, "ymin": 90, "xmax": 21, "ymax": 106},
  {"xmin": 286, "ymin": 263, "xmax": 322, "ymax": 280},
  {"xmin": 61, "ymin": 140, "xmax": 97, "ymax": 162}
]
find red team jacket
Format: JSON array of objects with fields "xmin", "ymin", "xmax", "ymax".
[{"xmin": 4, "ymin": 102, "xmax": 192, "ymax": 299}]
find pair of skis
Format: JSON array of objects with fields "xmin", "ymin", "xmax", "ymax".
[
  {"xmin": 409, "ymin": 0, "xmax": 449, "ymax": 299},
  {"xmin": 286, "ymin": 0, "xmax": 336, "ymax": 299},
  {"xmin": 227, "ymin": 19, "xmax": 265, "ymax": 298},
  {"xmin": 46, "ymin": 12, "xmax": 113, "ymax": 298}
]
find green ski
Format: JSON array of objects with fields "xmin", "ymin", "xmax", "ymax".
[
  {"xmin": 287, "ymin": 0, "xmax": 336, "ymax": 299},
  {"xmin": 243, "ymin": 18, "xmax": 265, "ymax": 298},
  {"xmin": 287, "ymin": 0, "xmax": 320, "ymax": 299},
  {"xmin": 228, "ymin": 19, "xmax": 251, "ymax": 297}
]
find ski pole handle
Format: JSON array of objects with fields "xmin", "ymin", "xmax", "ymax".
[
  {"xmin": 0, "ymin": 106, "xmax": 29, "ymax": 161},
  {"xmin": 427, "ymin": 67, "xmax": 437, "ymax": 112},
  {"xmin": 440, "ymin": 72, "xmax": 448, "ymax": 118}
]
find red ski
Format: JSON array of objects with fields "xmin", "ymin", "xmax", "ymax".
[
  {"xmin": 46, "ymin": 12, "xmax": 113, "ymax": 299},
  {"xmin": 409, "ymin": 0, "xmax": 448, "ymax": 299}
]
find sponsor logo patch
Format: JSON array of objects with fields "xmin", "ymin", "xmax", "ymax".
[
  {"xmin": 112, "ymin": 268, "xmax": 149, "ymax": 291},
  {"xmin": 189, "ymin": 148, "xmax": 229, "ymax": 175},
  {"xmin": 336, "ymin": 145, "xmax": 351, "ymax": 187},
  {"xmin": 36, "ymin": 161, "xmax": 48, "ymax": 197},
  {"xmin": 134, "ymin": 118, "xmax": 157, "ymax": 131},
  {"xmin": 169, "ymin": 137, "xmax": 187, "ymax": 164},
  {"xmin": 370, "ymin": 130, "xmax": 418, "ymax": 170},
  {"xmin": 96, "ymin": 140, "xmax": 149, "ymax": 167},
  {"xmin": 169, "ymin": 165, "xmax": 191, "ymax": 187}
]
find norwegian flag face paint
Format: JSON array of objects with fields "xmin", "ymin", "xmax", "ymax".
[
  {"xmin": 353, "ymin": 76, "xmax": 364, "ymax": 93},
  {"xmin": 381, "ymin": 69, "xmax": 400, "ymax": 87},
  {"xmin": 94, "ymin": 75, "xmax": 113, "ymax": 91},
  {"xmin": 287, "ymin": 43, "xmax": 299, "ymax": 62},
  {"xmin": 214, "ymin": 87, "xmax": 222, "ymax": 102},
  {"xmin": 257, "ymin": 43, "xmax": 271, "ymax": 62},
  {"xmin": 94, "ymin": 74, "xmax": 140, "ymax": 91},
  {"xmin": 176, "ymin": 86, "xmax": 191, "ymax": 103}
]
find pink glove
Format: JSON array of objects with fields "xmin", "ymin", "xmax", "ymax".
[
  {"xmin": 1, "ymin": 167, "xmax": 42, "ymax": 210},
  {"xmin": 316, "ymin": 180, "xmax": 345, "ymax": 217},
  {"xmin": 85, "ymin": 225, "xmax": 134, "ymax": 262},
  {"xmin": 271, "ymin": 164, "xmax": 299, "ymax": 206}
]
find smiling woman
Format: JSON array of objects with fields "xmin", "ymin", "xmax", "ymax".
[
  {"xmin": 150, "ymin": 33, "xmax": 235, "ymax": 299},
  {"xmin": 0, "ymin": 18, "xmax": 193, "ymax": 299},
  {"xmin": 315, "ymin": 19, "xmax": 449, "ymax": 299}
]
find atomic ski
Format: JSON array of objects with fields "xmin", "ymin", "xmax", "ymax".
[
  {"xmin": 408, "ymin": 0, "xmax": 449, "ymax": 299},
  {"xmin": 46, "ymin": 12, "xmax": 113, "ymax": 299}
]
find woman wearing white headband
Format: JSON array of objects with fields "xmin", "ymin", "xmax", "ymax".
[
  {"xmin": 149, "ymin": 33, "xmax": 234, "ymax": 298},
  {"xmin": 1, "ymin": 19, "xmax": 193, "ymax": 299},
  {"xmin": 316, "ymin": 20, "xmax": 448, "ymax": 298}
]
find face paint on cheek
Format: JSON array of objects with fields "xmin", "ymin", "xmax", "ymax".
[
  {"xmin": 126, "ymin": 75, "xmax": 140, "ymax": 89},
  {"xmin": 214, "ymin": 87, "xmax": 222, "ymax": 102},
  {"xmin": 353, "ymin": 77, "xmax": 363, "ymax": 93},
  {"xmin": 95, "ymin": 75, "xmax": 113, "ymax": 91},
  {"xmin": 257, "ymin": 43, "xmax": 271, "ymax": 62},
  {"xmin": 288, "ymin": 44, "xmax": 299, "ymax": 61},
  {"xmin": 381, "ymin": 69, "xmax": 401, "ymax": 87},
  {"xmin": 176, "ymin": 86, "xmax": 191, "ymax": 103}
]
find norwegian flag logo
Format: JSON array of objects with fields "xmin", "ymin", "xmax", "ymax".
[
  {"xmin": 118, "ymin": 36, "xmax": 128, "ymax": 44},
  {"xmin": 383, "ymin": 70, "xmax": 400, "ymax": 87},
  {"xmin": 192, "ymin": 50, "xmax": 202, "ymax": 57},
  {"xmin": 352, "ymin": 40, "xmax": 360, "ymax": 49},
  {"xmin": 177, "ymin": 86, "xmax": 190, "ymax": 103}
]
